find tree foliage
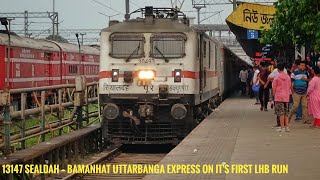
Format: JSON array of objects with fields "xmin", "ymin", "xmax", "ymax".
[
  {"xmin": 260, "ymin": 0, "xmax": 320, "ymax": 50},
  {"xmin": 46, "ymin": 35, "xmax": 69, "ymax": 43}
]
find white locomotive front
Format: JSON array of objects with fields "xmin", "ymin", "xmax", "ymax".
[{"xmin": 99, "ymin": 7, "xmax": 224, "ymax": 144}]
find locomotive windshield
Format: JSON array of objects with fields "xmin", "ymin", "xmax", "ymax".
[
  {"xmin": 151, "ymin": 34, "xmax": 186, "ymax": 58},
  {"xmin": 110, "ymin": 33, "xmax": 144, "ymax": 58}
]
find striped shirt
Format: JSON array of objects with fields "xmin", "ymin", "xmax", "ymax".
[{"xmin": 291, "ymin": 69, "xmax": 309, "ymax": 95}]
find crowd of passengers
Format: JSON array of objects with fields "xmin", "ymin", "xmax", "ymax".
[{"xmin": 239, "ymin": 58, "xmax": 320, "ymax": 132}]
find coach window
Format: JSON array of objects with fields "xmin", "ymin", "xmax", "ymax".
[
  {"xmin": 110, "ymin": 33, "xmax": 144, "ymax": 58},
  {"xmin": 69, "ymin": 65, "xmax": 78, "ymax": 74},
  {"xmin": 44, "ymin": 52, "xmax": 52, "ymax": 60},
  {"xmin": 150, "ymin": 33, "xmax": 186, "ymax": 58}
]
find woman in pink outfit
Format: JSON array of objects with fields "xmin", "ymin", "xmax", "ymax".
[
  {"xmin": 272, "ymin": 63, "xmax": 292, "ymax": 132},
  {"xmin": 307, "ymin": 66, "xmax": 320, "ymax": 127}
]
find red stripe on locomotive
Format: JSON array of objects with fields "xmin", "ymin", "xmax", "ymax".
[{"xmin": 99, "ymin": 70, "xmax": 217, "ymax": 79}]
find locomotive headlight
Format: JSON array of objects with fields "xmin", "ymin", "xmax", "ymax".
[
  {"xmin": 138, "ymin": 70, "xmax": 155, "ymax": 80},
  {"xmin": 174, "ymin": 69, "xmax": 182, "ymax": 82},
  {"xmin": 112, "ymin": 69, "xmax": 119, "ymax": 82}
]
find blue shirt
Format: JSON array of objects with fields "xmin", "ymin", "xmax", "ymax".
[{"xmin": 291, "ymin": 69, "xmax": 309, "ymax": 95}]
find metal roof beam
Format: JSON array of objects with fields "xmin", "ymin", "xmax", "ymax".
[
  {"xmin": 192, "ymin": 24, "xmax": 230, "ymax": 31},
  {"xmin": 192, "ymin": 0, "xmax": 276, "ymax": 6}
]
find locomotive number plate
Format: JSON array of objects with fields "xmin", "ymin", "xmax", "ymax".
[{"xmin": 139, "ymin": 58, "xmax": 155, "ymax": 64}]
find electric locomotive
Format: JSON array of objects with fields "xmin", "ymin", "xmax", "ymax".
[{"xmin": 99, "ymin": 7, "xmax": 246, "ymax": 144}]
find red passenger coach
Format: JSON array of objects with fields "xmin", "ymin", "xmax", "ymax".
[
  {"xmin": 0, "ymin": 33, "xmax": 99, "ymax": 107},
  {"xmin": 55, "ymin": 42, "xmax": 100, "ymax": 84},
  {"xmin": 0, "ymin": 45, "xmax": 5, "ymax": 90}
]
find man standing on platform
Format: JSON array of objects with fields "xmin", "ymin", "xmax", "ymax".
[
  {"xmin": 257, "ymin": 62, "xmax": 271, "ymax": 111},
  {"xmin": 289, "ymin": 60, "xmax": 310, "ymax": 124},
  {"xmin": 239, "ymin": 67, "xmax": 248, "ymax": 95}
]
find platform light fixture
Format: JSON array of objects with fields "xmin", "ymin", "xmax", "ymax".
[{"xmin": 0, "ymin": 18, "xmax": 8, "ymax": 26}]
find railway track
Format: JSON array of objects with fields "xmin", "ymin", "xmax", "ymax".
[
  {"xmin": 62, "ymin": 144, "xmax": 173, "ymax": 180},
  {"xmin": 80, "ymin": 153, "xmax": 166, "ymax": 180}
]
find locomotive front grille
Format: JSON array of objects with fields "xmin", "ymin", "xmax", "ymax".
[{"xmin": 104, "ymin": 120, "xmax": 186, "ymax": 144}]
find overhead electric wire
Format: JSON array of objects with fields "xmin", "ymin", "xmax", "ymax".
[
  {"xmin": 92, "ymin": 0, "xmax": 125, "ymax": 15},
  {"xmin": 129, "ymin": 0, "xmax": 141, "ymax": 8}
]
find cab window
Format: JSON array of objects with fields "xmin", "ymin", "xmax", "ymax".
[
  {"xmin": 150, "ymin": 33, "xmax": 186, "ymax": 58},
  {"xmin": 110, "ymin": 33, "xmax": 144, "ymax": 58}
]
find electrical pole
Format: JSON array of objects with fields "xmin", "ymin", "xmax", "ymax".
[
  {"xmin": 125, "ymin": 0, "xmax": 130, "ymax": 20},
  {"xmin": 53, "ymin": 0, "xmax": 55, "ymax": 38},
  {"xmin": 8, "ymin": 19, "xmax": 13, "ymax": 87},
  {"xmin": 50, "ymin": 0, "xmax": 58, "ymax": 40},
  {"xmin": 24, "ymin": 11, "xmax": 29, "ymax": 37},
  {"xmin": 53, "ymin": 0, "xmax": 55, "ymax": 13},
  {"xmin": 192, "ymin": 1, "xmax": 206, "ymax": 25},
  {"xmin": 80, "ymin": 33, "xmax": 86, "ymax": 45},
  {"xmin": 233, "ymin": 0, "xmax": 237, "ymax": 11},
  {"xmin": 196, "ymin": 7, "xmax": 202, "ymax": 25},
  {"xmin": 75, "ymin": 33, "xmax": 81, "ymax": 76}
]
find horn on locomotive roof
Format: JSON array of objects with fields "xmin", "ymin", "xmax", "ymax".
[{"xmin": 145, "ymin": 6, "xmax": 153, "ymax": 16}]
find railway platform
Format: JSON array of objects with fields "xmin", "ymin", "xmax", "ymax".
[{"xmin": 144, "ymin": 96, "xmax": 320, "ymax": 180}]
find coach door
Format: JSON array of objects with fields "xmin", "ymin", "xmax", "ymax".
[{"xmin": 45, "ymin": 52, "xmax": 52, "ymax": 86}]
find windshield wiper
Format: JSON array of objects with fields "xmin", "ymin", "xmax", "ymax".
[
  {"xmin": 125, "ymin": 42, "xmax": 141, "ymax": 62},
  {"xmin": 155, "ymin": 46, "xmax": 169, "ymax": 63}
]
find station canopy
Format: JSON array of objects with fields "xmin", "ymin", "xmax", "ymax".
[{"xmin": 226, "ymin": 2, "xmax": 276, "ymax": 62}]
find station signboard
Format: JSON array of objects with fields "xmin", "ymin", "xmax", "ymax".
[{"xmin": 226, "ymin": 3, "xmax": 276, "ymax": 30}]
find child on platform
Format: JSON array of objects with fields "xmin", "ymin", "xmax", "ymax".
[
  {"xmin": 272, "ymin": 63, "xmax": 292, "ymax": 132},
  {"xmin": 307, "ymin": 66, "xmax": 320, "ymax": 127}
]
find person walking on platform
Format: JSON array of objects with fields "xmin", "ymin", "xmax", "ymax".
[
  {"xmin": 257, "ymin": 62, "xmax": 270, "ymax": 111},
  {"xmin": 307, "ymin": 66, "xmax": 320, "ymax": 127},
  {"xmin": 239, "ymin": 67, "xmax": 248, "ymax": 95},
  {"xmin": 272, "ymin": 63, "xmax": 291, "ymax": 132},
  {"xmin": 252, "ymin": 65, "xmax": 260, "ymax": 104},
  {"xmin": 289, "ymin": 60, "xmax": 310, "ymax": 123}
]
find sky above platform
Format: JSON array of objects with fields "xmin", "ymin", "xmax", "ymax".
[{"xmin": 1, "ymin": 0, "xmax": 233, "ymax": 30}]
